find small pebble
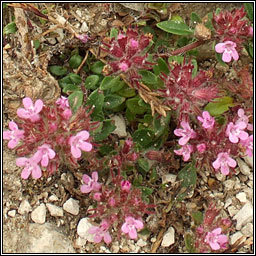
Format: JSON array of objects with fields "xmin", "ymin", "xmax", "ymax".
[
  {"xmin": 230, "ymin": 231, "xmax": 246, "ymax": 245},
  {"xmin": 137, "ymin": 238, "xmax": 147, "ymax": 247},
  {"xmin": 18, "ymin": 199, "xmax": 32, "ymax": 215},
  {"xmin": 236, "ymin": 192, "xmax": 247, "ymax": 203},
  {"xmin": 46, "ymin": 203, "xmax": 63, "ymax": 217},
  {"xmin": 63, "ymin": 198, "xmax": 79, "ymax": 215},
  {"xmin": 48, "ymin": 194, "xmax": 59, "ymax": 202},
  {"xmin": 161, "ymin": 226, "xmax": 175, "ymax": 247},
  {"xmin": 241, "ymin": 223, "xmax": 253, "ymax": 237},
  {"xmin": 31, "ymin": 203, "xmax": 46, "ymax": 224},
  {"xmin": 8, "ymin": 210, "xmax": 16, "ymax": 217}
]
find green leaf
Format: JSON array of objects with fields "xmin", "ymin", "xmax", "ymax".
[
  {"xmin": 191, "ymin": 59, "xmax": 198, "ymax": 78},
  {"xmin": 215, "ymin": 8, "xmax": 221, "ymax": 15},
  {"xmin": 133, "ymin": 174, "xmax": 143, "ymax": 186},
  {"xmin": 69, "ymin": 54, "xmax": 83, "ymax": 69},
  {"xmin": 87, "ymin": 89, "xmax": 104, "ymax": 115},
  {"xmin": 150, "ymin": 167, "xmax": 158, "ymax": 182},
  {"xmin": 110, "ymin": 27, "xmax": 118, "ymax": 39},
  {"xmin": 3, "ymin": 22, "xmax": 17, "ymax": 35},
  {"xmin": 190, "ymin": 12, "xmax": 202, "ymax": 24},
  {"xmin": 62, "ymin": 84, "xmax": 81, "ymax": 94},
  {"xmin": 49, "ymin": 65, "xmax": 68, "ymax": 76},
  {"xmin": 111, "ymin": 81, "xmax": 125, "ymax": 93},
  {"xmin": 248, "ymin": 42, "xmax": 253, "ymax": 58},
  {"xmin": 68, "ymin": 91, "xmax": 83, "ymax": 113},
  {"xmin": 191, "ymin": 211, "xmax": 203, "ymax": 225},
  {"xmin": 138, "ymin": 158, "xmax": 150, "ymax": 173},
  {"xmin": 126, "ymin": 108, "xmax": 136, "ymax": 122},
  {"xmin": 178, "ymin": 162, "xmax": 197, "ymax": 189},
  {"xmin": 104, "ymin": 94, "xmax": 125, "ymax": 110},
  {"xmin": 184, "ymin": 234, "xmax": 195, "ymax": 253},
  {"xmin": 156, "ymin": 20, "xmax": 194, "ymax": 35},
  {"xmin": 100, "ymin": 76, "xmax": 120, "ymax": 90},
  {"xmin": 33, "ymin": 40, "xmax": 40, "ymax": 50},
  {"xmin": 69, "ymin": 73, "xmax": 82, "ymax": 84},
  {"xmin": 117, "ymin": 85, "xmax": 136, "ymax": 97},
  {"xmin": 170, "ymin": 15, "xmax": 184, "ymax": 23},
  {"xmin": 140, "ymin": 186, "xmax": 153, "ymax": 196},
  {"xmin": 204, "ymin": 96, "xmax": 235, "ymax": 116},
  {"xmin": 215, "ymin": 51, "xmax": 227, "ymax": 67},
  {"xmin": 84, "ymin": 75, "xmax": 99, "ymax": 89},
  {"xmin": 204, "ymin": 12, "xmax": 214, "ymax": 31},
  {"xmin": 168, "ymin": 55, "xmax": 184, "ymax": 65},
  {"xmin": 126, "ymin": 97, "xmax": 147, "ymax": 115},
  {"xmin": 132, "ymin": 128, "xmax": 155, "ymax": 148},
  {"xmin": 157, "ymin": 57, "xmax": 169, "ymax": 74},
  {"xmin": 91, "ymin": 61, "xmax": 104, "ymax": 74},
  {"xmin": 244, "ymin": 3, "xmax": 253, "ymax": 21},
  {"xmin": 94, "ymin": 120, "xmax": 116, "ymax": 142}
]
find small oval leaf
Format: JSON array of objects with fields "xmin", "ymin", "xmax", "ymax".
[{"xmin": 157, "ymin": 20, "xmax": 194, "ymax": 35}]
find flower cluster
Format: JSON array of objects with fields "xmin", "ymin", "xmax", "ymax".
[
  {"xmin": 213, "ymin": 7, "xmax": 253, "ymax": 62},
  {"xmin": 194, "ymin": 202, "xmax": 231, "ymax": 253},
  {"xmin": 81, "ymin": 171, "xmax": 154, "ymax": 244},
  {"xmin": 158, "ymin": 59, "xmax": 219, "ymax": 121},
  {"xmin": 101, "ymin": 28, "xmax": 154, "ymax": 88},
  {"xmin": 173, "ymin": 109, "xmax": 253, "ymax": 175},
  {"xmin": 3, "ymin": 97, "xmax": 98, "ymax": 179}
]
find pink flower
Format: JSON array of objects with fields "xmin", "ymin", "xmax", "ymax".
[
  {"xmin": 75, "ymin": 33, "xmax": 89, "ymax": 43},
  {"xmin": 34, "ymin": 144, "xmax": 56, "ymax": 167},
  {"xmin": 56, "ymin": 96, "xmax": 70, "ymax": 110},
  {"xmin": 93, "ymin": 192, "xmax": 102, "ymax": 201},
  {"xmin": 226, "ymin": 121, "xmax": 248, "ymax": 143},
  {"xmin": 215, "ymin": 41, "xmax": 239, "ymax": 62},
  {"xmin": 16, "ymin": 156, "xmax": 41, "ymax": 179},
  {"xmin": 212, "ymin": 152, "xmax": 237, "ymax": 175},
  {"xmin": 3, "ymin": 121, "xmax": 24, "ymax": 149},
  {"xmin": 237, "ymin": 109, "xmax": 253, "ymax": 131},
  {"xmin": 61, "ymin": 108, "xmax": 72, "ymax": 120},
  {"xmin": 17, "ymin": 97, "xmax": 43, "ymax": 122},
  {"xmin": 88, "ymin": 219, "xmax": 112, "ymax": 244},
  {"xmin": 248, "ymin": 26, "xmax": 253, "ymax": 37},
  {"xmin": 240, "ymin": 135, "xmax": 253, "ymax": 157},
  {"xmin": 69, "ymin": 130, "xmax": 92, "ymax": 158},
  {"xmin": 174, "ymin": 144, "xmax": 194, "ymax": 161},
  {"xmin": 121, "ymin": 180, "xmax": 131, "ymax": 192},
  {"xmin": 204, "ymin": 228, "xmax": 228, "ymax": 250},
  {"xmin": 197, "ymin": 111, "xmax": 215, "ymax": 129},
  {"xmin": 197, "ymin": 143, "xmax": 206, "ymax": 153},
  {"xmin": 108, "ymin": 197, "xmax": 116, "ymax": 206},
  {"xmin": 174, "ymin": 121, "xmax": 197, "ymax": 146},
  {"xmin": 119, "ymin": 62, "xmax": 129, "ymax": 72},
  {"xmin": 130, "ymin": 39, "xmax": 139, "ymax": 49},
  {"xmin": 121, "ymin": 216, "xmax": 144, "ymax": 239},
  {"xmin": 80, "ymin": 171, "xmax": 101, "ymax": 193}
]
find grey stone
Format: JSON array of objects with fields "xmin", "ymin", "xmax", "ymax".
[
  {"xmin": 63, "ymin": 198, "xmax": 79, "ymax": 215},
  {"xmin": 236, "ymin": 192, "xmax": 247, "ymax": 203},
  {"xmin": 237, "ymin": 158, "xmax": 251, "ymax": 176},
  {"xmin": 17, "ymin": 223, "xmax": 75, "ymax": 253},
  {"xmin": 162, "ymin": 174, "xmax": 177, "ymax": 184},
  {"xmin": 48, "ymin": 194, "xmax": 59, "ymax": 202},
  {"xmin": 77, "ymin": 218, "xmax": 95, "ymax": 242},
  {"xmin": 31, "ymin": 203, "xmax": 46, "ymax": 224},
  {"xmin": 18, "ymin": 199, "xmax": 32, "ymax": 215},
  {"xmin": 119, "ymin": 3, "xmax": 145, "ymax": 12},
  {"xmin": 8, "ymin": 210, "xmax": 16, "ymax": 217},
  {"xmin": 243, "ymin": 156, "xmax": 253, "ymax": 168},
  {"xmin": 241, "ymin": 223, "xmax": 253, "ymax": 237},
  {"xmin": 161, "ymin": 226, "xmax": 175, "ymax": 247},
  {"xmin": 110, "ymin": 115, "xmax": 127, "ymax": 138},
  {"xmin": 230, "ymin": 231, "xmax": 246, "ymax": 245},
  {"xmin": 233, "ymin": 202, "xmax": 253, "ymax": 230},
  {"xmin": 46, "ymin": 203, "xmax": 63, "ymax": 217}
]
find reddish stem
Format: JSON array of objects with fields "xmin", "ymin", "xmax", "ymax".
[{"xmin": 171, "ymin": 40, "xmax": 206, "ymax": 56}]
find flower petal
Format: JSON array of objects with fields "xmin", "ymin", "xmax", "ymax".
[
  {"xmin": 134, "ymin": 220, "xmax": 144, "ymax": 230},
  {"xmin": 21, "ymin": 167, "xmax": 31, "ymax": 179},
  {"xmin": 91, "ymin": 171, "xmax": 98, "ymax": 182},
  {"xmin": 215, "ymin": 43, "xmax": 226, "ymax": 53},
  {"xmin": 8, "ymin": 139, "xmax": 19, "ymax": 149},
  {"xmin": 80, "ymin": 141, "xmax": 93, "ymax": 152},
  {"xmin": 34, "ymin": 99, "xmax": 44, "ymax": 113},
  {"xmin": 103, "ymin": 232, "xmax": 112, "ymax": 244},
  {"xmin": 17, "ymin": 108, "xmax": 30, "ymax": 119},
  {"xmin": 210, "ymin": 241, "xmax": 220, "ymax": 250},
  {"xmin": 128, "ymin": 227, "xmax": 138, "ymax": 239},
  {"xmin": 231, "ymin": 49, "xmax": 239, "ymax": 61},
  {"xmin": 80, "ymin": 184, "xmax": 92, "ymax": 193},
  {"xmin": 32, "ymin": 165, "xmax": 42, "ymax": 179},
  {"xmin": 222, "ymin": 51, "xmax": 232, "ymax": 62},
  {"xmin": 227, "ymin": 158, "xmax": 236, "ymax": 168},
  {"xmin": 9, "ymin": 121, "xmax": 18, "ymax": 130},
  {"xmin": 3, "ymin": 131, "xmax": 11, "ymax": 140},
  {"xmin": 77, "ymin": 130, "xmax": 90, "ymax": 140},
  {"xmin": 221, "ymin": 164, "xmax": 229, "ymax": 175},
  {"xmin": 16, "ymin": 157, "xmax": 28, "ymax": 167},
  {"xmin": 212, "ymin": 159, "xmax": 220, "ymax": 170},
  {"xmin": 22, "ymin": 97, "xmax": 33, "ymax": 109},
  {"xmin": 71, "ymin": 146, "xmax": 81, "ymax": 158},
  {"xmin": 121, "ymin": 223, "xmax": 129, "ymax": 234}
]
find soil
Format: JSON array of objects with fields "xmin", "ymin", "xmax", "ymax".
[{"xmin": 3, "ymin": 3, "xmax": 253, "ymax": 254}]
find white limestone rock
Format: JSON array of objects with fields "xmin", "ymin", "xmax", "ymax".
[
  {"xmin": 31, "ymin": 203, "xmax": 46, "ymax": 224},
  {"xmin": 63, "ymin": 198, "xmax": 79, "ymax": 215},
  {"xmin": 162, "ymin": 174, "xmax": 177, "ymax": 184},
  {"xmin": 233, "ymin": 202, "xmax": 253, "ymax": 230},
  {"xmin": 110, "ymin": 115, "xmax": 127, "ymax": 137},
  {"xmin": 18, "ymin": 200, "xmax": 32, "ymax": 215},
  {"xmin": 161, "ymin": 227, "xmax": 175, "ymax": 247},
  {"xmin": 236, "ymin": 192, "xmax": 247, "ymax": 203},
  {"xmin": 77, "ymin": 218, "xmax": 95, "ymax": 242},
  {"xmin": 46, "ymin": 203, "xmax": 63, "ymax": 217}
]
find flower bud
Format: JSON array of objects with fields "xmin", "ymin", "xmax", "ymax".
[
  {"xmin": 121, "ymin": 180, "xmax": 131, "ymax": 192},
  {"xmin": 108, "ymin": 197, "xmax": 116, "ymax": 207},
  {"xmin": 93, "ymin": 192, "xmax": 102, "ymax": 201},
  {"xmin": 126, "ymin": 152, "xmax": 138, "ymax": 161},
  {"xmin": 123, "ymin": 138, "xmax": 133, "ymax": 154},
  {"xmin": 197, "ymin": 143, "xmax": 206, "ymax": 153}
]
